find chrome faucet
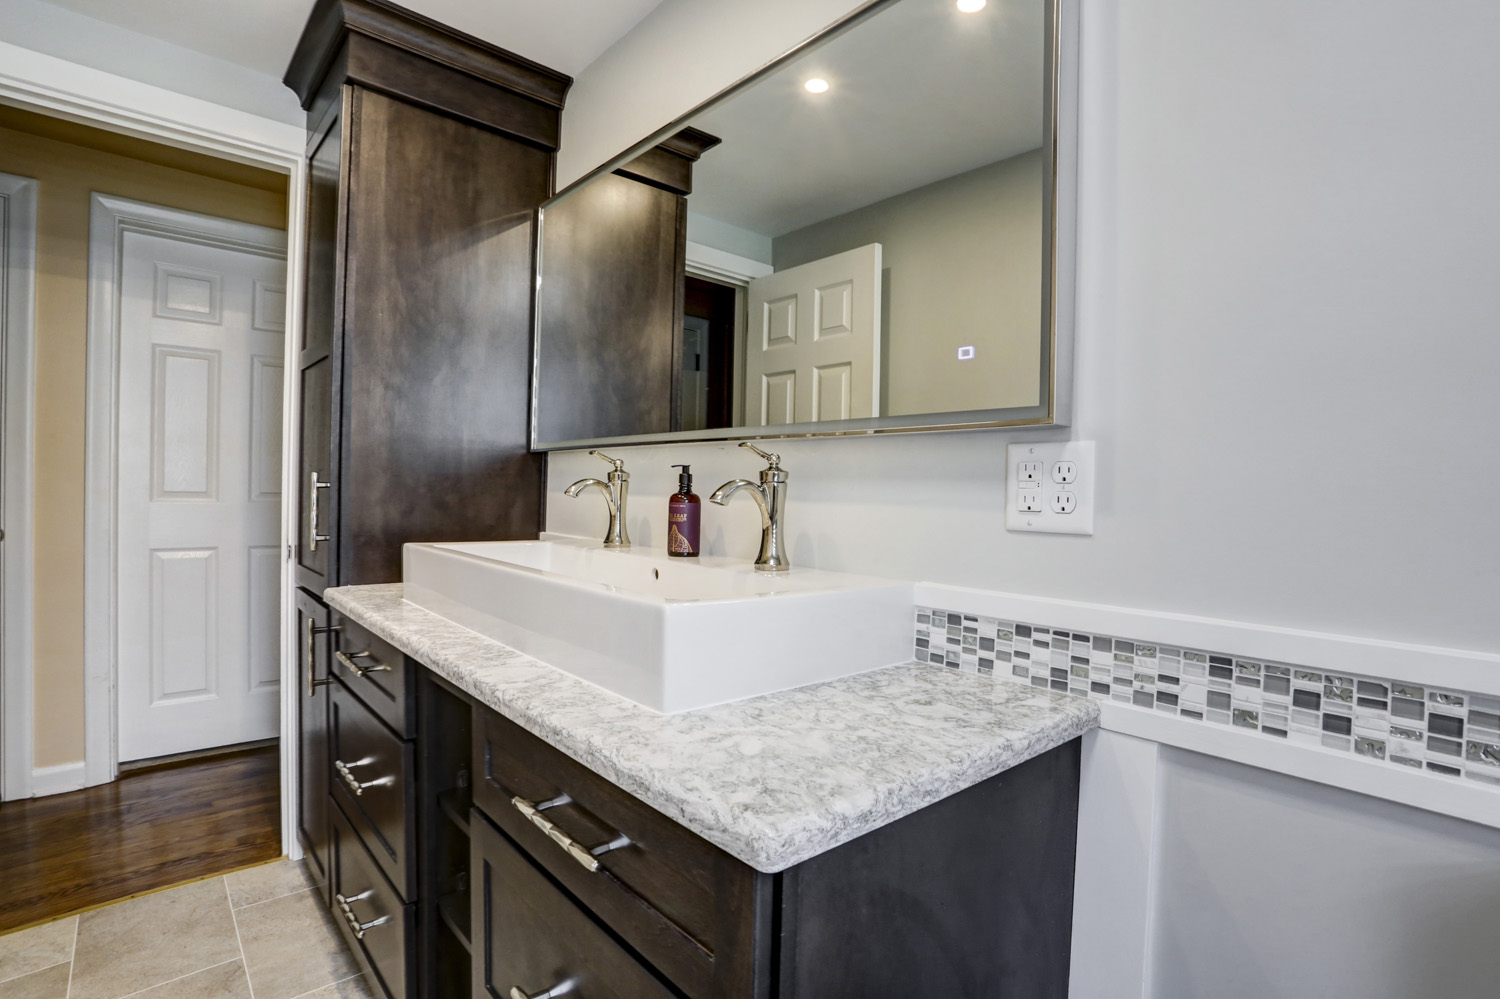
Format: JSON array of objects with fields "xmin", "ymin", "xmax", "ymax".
[
  {"xmin": 710, "ymin": 442, "xmax": 789, "ymax": 572},
  {"xmin": 565, "ymin": 450, "xmax": 630, "ymax": 548}
]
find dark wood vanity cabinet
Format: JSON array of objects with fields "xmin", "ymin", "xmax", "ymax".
[
  {"xmin": 282, "ymin": 2, "xmax": 568, "ymax": 996},
  {"xmin": 316, "ymin": 632, "xmax": 1079, "ymax": 999},
  {"xmin": 470, "ymin": 704, "xmax": 1081, "ymax": 999},
  {"xmin": 286, "ymin": 0, "xmax": 567, "ymax": 600}
]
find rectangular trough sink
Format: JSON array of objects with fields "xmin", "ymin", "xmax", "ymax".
[{"xmin": 402, "ymin": 536, "xmax": 913, "ymax": 713}]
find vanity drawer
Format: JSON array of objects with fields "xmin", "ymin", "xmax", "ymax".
[
  {"xmin": 474, "ymin": 710, "xmax": 760, "ymax": 997},
  {"xmin": 330, "ymin": 679, "xmax": 417, "ymax": 901},
  {"xmin": 332, "ymin": 614, "xmax": 415, "ymax": 738},
  {"xmin": 331, "ymin": 801, "xmax": 414, "ymax": 999},
  {"xmin": 472, "ymin": 811, "xmax": 678, "ymax": 999}
]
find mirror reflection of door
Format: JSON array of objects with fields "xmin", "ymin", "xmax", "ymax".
[{"xmin": 744, "ymin": 243, "xmax": 882, "ymax": 426}]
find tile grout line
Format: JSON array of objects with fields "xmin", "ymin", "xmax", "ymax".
[
  {"xmin": 233, "ymin": 880, "xmax": 323, "ymax": 914},
  {"xmin": 286, "ymin": 973, "xmax": 363, "ymax": 999},
  {"xmin": 225, "ymin": 877, "xmax": 257, "ymax": 999},
  {"xmin": 65, "ymin": 914, "xmax": 79, "ymax": 999},
  {"xmin": 112, "ymin": 958, "xmax": 243, "ymax": 999}
]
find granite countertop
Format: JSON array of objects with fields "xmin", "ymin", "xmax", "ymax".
[{"xmin": 325, "ymin": 583, "xmax": 1100, "ymax": 872}]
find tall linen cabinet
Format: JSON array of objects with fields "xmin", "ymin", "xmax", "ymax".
[{"xmin": 282, "ymin": 2, "xmax": 566, "ymax": 993}]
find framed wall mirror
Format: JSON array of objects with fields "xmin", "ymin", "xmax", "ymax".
[{"xmin": 532, "ymin": 0, "xmax": 1077, "ymax": 450}]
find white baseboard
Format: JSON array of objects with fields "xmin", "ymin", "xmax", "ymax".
[{"xmin": 30, "ymin": 761, "xmax": 87, "ymax": 797}]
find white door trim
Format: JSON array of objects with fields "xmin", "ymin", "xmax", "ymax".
[
  {"xmin": 86, "ymin": 195, "xmax": 287, "ymax": 787},
  {"xmin": 0, "ymin": 171, "xmax": 39, "ymax": 802},
  {"xmin": 0, "ymin": 43, "xmax": 308, "ymax": 854},
  {"xmin": 684, "ymin": 241, "xmax": 772, "ymax": 287}
]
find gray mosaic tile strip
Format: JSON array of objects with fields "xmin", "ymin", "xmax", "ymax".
[{"xmin": 913, "ymin": 608, "xmax": 1500, "ymax": 793}]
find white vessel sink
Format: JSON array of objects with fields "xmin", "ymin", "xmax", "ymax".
[{"xmin": 402, "ymin": 536, "xmax": 913, "ymax": 713}]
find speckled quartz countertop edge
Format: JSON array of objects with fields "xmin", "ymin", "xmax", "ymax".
[{"xmin": 324, "ymin": 583, "xmax": 1100, "ymax": 873}]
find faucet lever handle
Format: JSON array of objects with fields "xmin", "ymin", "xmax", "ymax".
[
  {"xmin": 589, "ymin": 449, "xmax": 626, "ymax": 472},
  {"xmin": 738, "ymin": 441, "xmax": 780, "ymax": 468}
]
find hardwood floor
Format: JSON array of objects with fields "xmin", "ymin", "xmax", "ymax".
[{"xmin": 0, "ymin": 745, "xmax": 281, "ymax": 933}]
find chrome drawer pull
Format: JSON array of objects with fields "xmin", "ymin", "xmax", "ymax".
[
  {"xmin": 304, "ymin": 619, "xmax": 337, "ymax": 697},
  {"xmin": 334, "ymin": 757, "xmax": 393, "ymax": 797},
  {"xmin": 335, "ymin": 649, "xmax": 391, "ymax": 678},
  {"xmin": 309, "ymin": 472, "xmax": 331, "ymax": 552},
  {"xmin": 511, "ymin": 795, "xmax": 630, "ymax": 873},
  {"xmin": 510, "ymin": 981, "xmax": 574, "ymax": 999},
  {"xmin": 334, "ymin": 890, "xmax": 390, "ymax": 940}
]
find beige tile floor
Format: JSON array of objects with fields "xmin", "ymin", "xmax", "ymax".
[{"xmin": 0, "ymin": 860, "xmax": 374, "ymax": 999}]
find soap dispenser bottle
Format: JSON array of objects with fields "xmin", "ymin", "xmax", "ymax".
[{"xmin": 668, "ymin": 464, "xmax": 700, "ymax": 557}]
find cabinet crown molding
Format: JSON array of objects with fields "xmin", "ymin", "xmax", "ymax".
[{"xmin": 284, "ymin": 0, "xmax": 572, "ymax": 112}]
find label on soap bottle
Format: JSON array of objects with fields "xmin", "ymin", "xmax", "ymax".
[{"xmin": 668, "ymin": 502, "xmax": 699, "ymax": 555}]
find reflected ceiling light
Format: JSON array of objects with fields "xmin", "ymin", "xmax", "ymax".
[
  {"xmin": 804, "ymin": 78, "xmax": 830, "ymax": 94},
  {"xmin": 957, "ymin": 0, "xmax": 987, "ymax": 11}
]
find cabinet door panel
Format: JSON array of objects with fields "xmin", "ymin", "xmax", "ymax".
[
  {"xmin": 297, "ymin": 108, "xmax": 342, "ymax": 592},
  {"xmin": 471, "ymin": 812, "xmax": 677, "ymax": 999},
  {"xmin": 295, "ymin": 588, "xmax": 331, "ymax": 903}
]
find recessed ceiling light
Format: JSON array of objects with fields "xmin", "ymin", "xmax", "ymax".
[
  {"xmin": 957, "ymin": 0, "xmax": 987, "ymax": 12},
  {"xmin": 804, "ymin": 78, "xmax": 830, "ymax": 94}
]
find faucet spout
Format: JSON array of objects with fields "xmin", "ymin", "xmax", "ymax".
[{"xmin": 709, "ymin": 479, "xmax": 770, "ymax": 530}]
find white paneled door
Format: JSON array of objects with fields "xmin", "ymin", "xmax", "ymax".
[
  {"xmin": 116, "ymin": 229, "xmax": 286, "ymax": 762},
  {"xmin": 744, "ymin": 243, "xmax": 882, "ymax": 426}
]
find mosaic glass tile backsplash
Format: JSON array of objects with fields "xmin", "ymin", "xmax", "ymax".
[{"xmin": 914, "ymin": 608, "xmax": 1500, "ymax": 792}]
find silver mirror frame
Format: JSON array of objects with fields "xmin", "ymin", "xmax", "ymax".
[{"xmin": 531, "ymin": 0, "xmax": 1078, "ymax": 451}]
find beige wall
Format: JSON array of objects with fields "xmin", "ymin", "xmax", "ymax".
[
  {"xmin": 773, "ymin": 149, "xmax": 1044, "ymax": 416},
  {"xmin": 0, "ymin": 107, "xmax": 286, "ymax": 769}
]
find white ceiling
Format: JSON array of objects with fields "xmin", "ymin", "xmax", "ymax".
[
  {"xmin": 40, "ymin": 0, "xmax": 665, "ymax": 78},
  {"xmin": 686, "ymin": 0, "xmax": 1046, "ymax": 238}
]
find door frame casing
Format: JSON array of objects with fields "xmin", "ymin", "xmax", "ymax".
[
  {"xmin": 85, "ymin": 194, "xmax": 287, "ymax": 784},
  {"xmin": 0, "ymin": 40, "xmax": 307, "ymax": 857},
  {"xmin": 0, "ymin": 171, "xmax": 39, "ymax": 801}
]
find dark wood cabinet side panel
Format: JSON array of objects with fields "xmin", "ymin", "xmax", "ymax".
[
  {"xmin": 535, "ymin": 174, "xmax": 682, "ymax": 444},
  {"xmin": 340, "ymin": 88, "xmax": 548, "ymax": 584},
  {"xmin": 780, "ymin": 740, "xmax": 1081, "ymax": 999}
]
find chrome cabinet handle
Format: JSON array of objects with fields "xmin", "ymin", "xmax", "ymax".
[
  {"xmin": 335, "ymin": 757, "xmax": 393, "ymax": 797},
  {"xmin": 309, "ymin": 472, "xmax": 331, "ymax": 552},
  {"xmin": 335, "ymin": 649, "xmax": 390, "ymax": 678},
  {"xmin": 334, "ymin": 890, "xmax": 390, "ymax": 940},
  {"xmin": 511, "ymin": 795, "xmax": 630, "ymax": 873},
  {"xmin": 510, "ymin": 982, "xmax": 574, "ymax": 999},
  {"xmin": 304, "ymin": 619, "xmax": 336, "ymax": 697}
]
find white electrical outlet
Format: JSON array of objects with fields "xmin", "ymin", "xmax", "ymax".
[{"xmin": 1006, "ymin": 441, "xmax": 1095, "ymax": 535}]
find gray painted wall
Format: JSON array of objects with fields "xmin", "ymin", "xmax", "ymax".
[
  {"xmin": 1150, "ymin": 750, "xmax": 1500, "ymax": 998},
  {"xmin": 773, "ymin": 149, "xmax": 1044, "ymax": 416}
]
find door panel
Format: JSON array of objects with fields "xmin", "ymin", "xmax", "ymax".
[
  {"xmin": 745, "ymin": 243, "xmax": 882, "ymax": 426},
  {"xmin": 116, "ymin": 229, "xmax": 286, "ymax": 761}
]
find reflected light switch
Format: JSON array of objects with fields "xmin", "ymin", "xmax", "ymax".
[{"xmin": 957, "ymin": 345, "xmax": 975, "ymax": 360}]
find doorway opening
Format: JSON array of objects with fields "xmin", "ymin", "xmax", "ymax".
[{"xmin": 0, "ymin": 103, "xmax": 294, "ymax": 926}]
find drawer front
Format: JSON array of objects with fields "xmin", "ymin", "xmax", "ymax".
[
  {"xmin": 332, "ymin": 614, "xmax": 415, "ymax": 738},
  {"xmin": 474, "ymin": 710, "xmax": 754, "ymax": 997},
  {"xmin": 331, "ymin": 801, "xmax": 414, "ymax": 999},
  {"xmin": 330, "ymin": 679, "xmax": 417, "ymax": 901},
  {"xmin": 472, "ymin": 812, "xmax": 677, "ymax": 999}
]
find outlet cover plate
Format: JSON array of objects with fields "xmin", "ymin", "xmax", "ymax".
[{"xmin": 1006, "ymin": 441, "xmax": 1095, "ymax": 535}]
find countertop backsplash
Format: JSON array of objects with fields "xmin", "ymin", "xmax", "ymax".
[{"xmin": 914, "ymin": 607, "xmax": 1500, "ymax": 794}]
